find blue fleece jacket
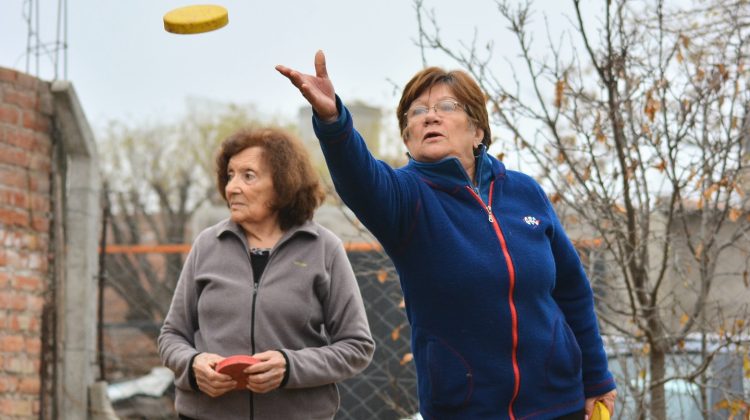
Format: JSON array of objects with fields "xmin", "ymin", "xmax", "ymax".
[{"xmin": 313, "ymin": 98, "xmax": 615, "ymax": 419}]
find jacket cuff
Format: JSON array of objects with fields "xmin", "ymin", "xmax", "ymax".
[
  {"xmin": 312, "ymin": 95, "xmax": 349, "ymax": 139},
  {"xmin": 277, "ymin": 349, "xmax": 291, "ymax": 388},
  {"xmin": 187, "ymin": 353, "xmax": 200, "ymax": 392},
  {"xmin": 583, "ymin": 375, "xmax": 616, "ymax": 398}
]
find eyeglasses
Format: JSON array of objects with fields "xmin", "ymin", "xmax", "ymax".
[{"xmin": 404, "ymin": 99, "xmax": 464, "ymax": 121}]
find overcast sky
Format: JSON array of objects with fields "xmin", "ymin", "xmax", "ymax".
[{"xmin": 1, "ymin": 1, "xmax": 572, "ymax": 131}]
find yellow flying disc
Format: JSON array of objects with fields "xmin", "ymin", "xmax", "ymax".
[
  {"xmin": 591, "ymin": 401, "xmax": 610, "ymax": 420},
  {"xmin": 163, "ymin": 5, "xmax": 228, "ymax": 34}
]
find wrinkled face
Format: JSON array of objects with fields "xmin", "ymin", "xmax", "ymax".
[
  {"xmin": 403, "ymin": 83, "xmax": 483, "ymax": 169},
  {"xmin": 225, "ymin": 147, "xmax": 277, "ymax": 226}
]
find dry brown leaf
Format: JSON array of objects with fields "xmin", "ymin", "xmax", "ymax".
[
  {"xmin": 377, "ymin": 269, "xmax": 388, "ymax": 283},
  {"xmin": 566, "ymin": 172, "xmax": 575, "ymax": 185},
  {"xmin": 681, "ymin": 99, "xmax": 692, "ymax": 113},
  {"xmin": 391, "ymin": 325, "xmax": 401, "ymax": 341},
  {"xmin": 696, "ymin": 67, "xmax": 705, "ymax": 82},
  {"xmin": 714, "ymin": 399, "xmax": 730, "ymax": 410},
  {"xmin": 554, "ymin": 79, "xmax": 565, "ymax": 108},
  {"xmin": 400, "ymin": 353, "xmax": 413, "ymax": 365},
  {"xmin": 596, "ymin": 130, "xmax": 606, "ymax": 143},
  {"xmin": 644, "ymin": 98, "xmax": 659, "ymax": 122},
  {"xmin": 728, "ymin": 208, "xmax": 741, "ymax": 222},
  {"xmin": 716, "ymin": 63, "xmax": 728, "ymax": 80},
  {"xmin": 593, "ymin": 113, "xmax": 606, "ymax": 143},
  {"xmin": 703, "ymin": 184, "xmax": 719, "ymax": 199},
  {"xmin": 680, "ymin": 34, "xmax": 689, "ymax": 48}
]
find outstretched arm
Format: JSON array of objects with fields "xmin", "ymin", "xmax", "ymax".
[
  {"xmin": 277, "ymin": 50, "xmax": 416, "ymax": 248},
  {"xmin": 276, "ymin": 50, "xmax": 338, "ymax": 122}
]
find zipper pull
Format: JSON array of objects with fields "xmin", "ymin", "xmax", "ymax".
[
  {"xmin": 487, "ymin": 205, "xmax": 494, "ymax": 223},
  {"xmin": 253, "ymin": 281, "xmax": 259, "ymax": 293}
]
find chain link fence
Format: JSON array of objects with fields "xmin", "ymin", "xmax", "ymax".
[{"xmin": 336, "ymin": 251, "xmax": 417, "ymax": 419}]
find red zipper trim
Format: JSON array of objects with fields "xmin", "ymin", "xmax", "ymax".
[{"xmin": 466, "ymin": 182, "xmax": 520, "ymax": 420}]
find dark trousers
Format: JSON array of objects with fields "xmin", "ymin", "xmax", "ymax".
[{"xmin": 555, "ymin": 408, "xmax": 586, "ymax": 420}]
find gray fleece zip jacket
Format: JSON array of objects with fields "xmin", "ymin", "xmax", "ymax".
[{"xmin": 158, "ymin": 218, "xmax": 375, "ymax": 420}]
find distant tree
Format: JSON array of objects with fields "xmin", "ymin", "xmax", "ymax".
[
  {"xmin": 98, "ymin": 100, "xmax": 274, "ymax": 339},
  {"xmin": 415, "ymin": 0, "xmax": 750, "ymax": 418}
]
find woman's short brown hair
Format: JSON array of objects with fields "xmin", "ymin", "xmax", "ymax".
[
  {"xmin": 215, "ymin": 127, "xmax": 325, "ymax": 230},
  {"xmin": 397, "ymin": 67, "xmax": 491, "ymax": 147}
]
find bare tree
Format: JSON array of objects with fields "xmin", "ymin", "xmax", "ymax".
[{"xmin": 415, "ymin": 0, "xmax": 750, "ymax": 418}]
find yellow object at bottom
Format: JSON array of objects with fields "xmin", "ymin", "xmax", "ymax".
[{"xmin": 591, "ymin": 401, "xmax": 610, "ymax": 420}]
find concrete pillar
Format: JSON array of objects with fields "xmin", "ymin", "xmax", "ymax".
[{"xmin": 51, "ymin": 80, "xmax": 102, "ymax": 420}]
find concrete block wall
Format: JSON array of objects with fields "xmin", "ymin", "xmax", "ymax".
[{"xmin": 0, "ymin": 67, "xmax": 55, "ymax": 418}]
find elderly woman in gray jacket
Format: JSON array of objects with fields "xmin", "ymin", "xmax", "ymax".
[{"xmin": 158, "ymin": 127, "xmax": 375, "ymax": 420}]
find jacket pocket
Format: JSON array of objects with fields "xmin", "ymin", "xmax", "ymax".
[
  {"xmin": 423, "ymin": 336, "xmax": 474, "ymax": 408},
  {"xmin": 544, "ymin": 317, "xmax": 582, "ymax": 391}
]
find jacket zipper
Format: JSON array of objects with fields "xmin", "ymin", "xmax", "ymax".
[
  {"xmin": 237, "ymin": 231, "xmax": 290, "ymax": 420},
  {"xmin": 251, "ymin": 279, "xmax": 259, "ymax": 354},
  {"xmin": 249, "ymin": 250, "xmax": 271, "ymax": 420},
  {"xmin": 465, "ymin": 182, "xmax": 520, "ymax": 420},
  {"xmin": 249, "ymin": 260, "xmax": 259, "ymax": 420}
]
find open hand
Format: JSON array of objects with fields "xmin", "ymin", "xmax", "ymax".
[{"xmin": 276, "ymin": 50, "xmax": 338, "ymax": 122}]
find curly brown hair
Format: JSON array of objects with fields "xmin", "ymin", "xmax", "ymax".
[
  {"xmin": 215, "ymin": 127, "xmax": 325, "ymax": 230},
  {"xmin": 397, "ymin": 67, "xmax": 491, "ymax": 147}
]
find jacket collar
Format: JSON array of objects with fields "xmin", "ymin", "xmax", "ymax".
[
  {"xmin": 215, "ymin": 219, "xmax": 319, "ymax": 250},
  {"xmin": 405, "ymin": 145, "xmax": 506, "ymax": 193}
]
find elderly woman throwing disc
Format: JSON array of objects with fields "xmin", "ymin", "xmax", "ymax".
[{"xmin": 277, "ymin": 52, "xmax": 616, "ymax": 420}]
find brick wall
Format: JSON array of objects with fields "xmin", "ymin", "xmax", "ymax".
[{"xmin": 0, "ymin": 67, "xmax": 54, "ymax": 419}]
